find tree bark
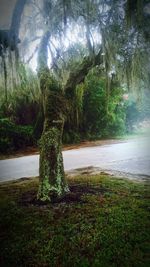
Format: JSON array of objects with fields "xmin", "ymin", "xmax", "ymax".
[
  {"xmin": 37, "ymin": 69, "xmax": 69, "ymax": 201},
  {"xmin": 37, "ymin": 117, "xmax": 69, "ymax": 201},
  {"xmin": 10, "ymin": 0, "xmax": 27, "ymax": 40},
  {"xmin": 64, "ymin": 48, "xmax": 102, "ymax": 97}
]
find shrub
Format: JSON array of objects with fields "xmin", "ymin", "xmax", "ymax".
[
  {"xmin": 0, "ymin": 118, "xmax": 35, "ymax": 153},
  {"xmin": 63, "ymin": 130, "xmax": 81, "ymax": 144},
  {"xmin": 83, "ymin": 74, "xmax": 107, "ymax": 136},
  {"xmin": 82, "ymin": 71, "xmax": 126, "ymax": 138}
]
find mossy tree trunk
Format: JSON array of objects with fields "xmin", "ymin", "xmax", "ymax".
[
  {"xmin": 38, "ymin": 119, "xmax": 69, "ymax": 201},
  {"xmin": 37, "ymin": 70, "xmax": 69, "ymax": 201},
  {"xmin": 37, "ymin": 32, "xmax": 69, "ymax": 202}
]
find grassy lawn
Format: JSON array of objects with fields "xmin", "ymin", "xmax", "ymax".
[{"xmin": 0, "ymin": 175, "xmax": 149, "ymax": 267}]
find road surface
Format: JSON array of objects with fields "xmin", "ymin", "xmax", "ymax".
[{"xmin": 0, "ymin": 137, "xmax": 150, "ymax": 182}]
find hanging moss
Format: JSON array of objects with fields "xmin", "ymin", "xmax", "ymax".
[{"xmin": 125, "ymin": 0, "xmax": 144, "ymax": 28}]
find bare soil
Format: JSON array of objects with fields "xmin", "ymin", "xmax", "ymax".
[{"xmin": 19, "ymin": 183, "xmax": 108, "ymax": 207}]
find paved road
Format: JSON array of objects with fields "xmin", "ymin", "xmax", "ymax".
[{"xmin": 0, "ymin": 137, "xmax": 150, "ymax": 182}]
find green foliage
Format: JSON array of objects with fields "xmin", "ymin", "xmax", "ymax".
[
  {"xmin": 0, "ymin": 118, "xmax": 35, "ymax": 153},
  {"xmin": 83, "ymin": 73, "xmax": 107, "ymax": 136},
  {"xmin": 63, "ymin": 82, "xmax": 84, "ymax": 143},
  {"xmin": 0, "ymin": 62, "xmax": 146, "ymax": 150},
  {"xmin": 105, "ymin": 87, "xmax": 126, "ymax": 137},
  {"xmin": 63, "ymin": 130, "xmax": 81, "ymax": 144},
  {"xmin": 0, "ymin": 64, "xmax": 40, "ymax": 125},
  {"xmin": 63, "ymin": 69, "xmax": 127, "ymax": 143},
  {"xmin": 0, "ymin": 64, "xmax": 43, "ymax": 148},
  {"xmin": 82, "ymin": 70, "xmax": 126, "ymax": 138},
  {"xmin": 38, "ymin": 67, "xmax": 61, "ymax": 93}
]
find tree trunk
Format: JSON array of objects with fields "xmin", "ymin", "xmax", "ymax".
[
  {"xmin": 10, "ymin": 0, "xmax": 27, "ymax": 39},
  {"xmin": 37, "ymin": 70, "xmax": 69, "ymax": 202},
  {"xmin": 37, "ymin": 118, "xmax": 69, "ymax": 201}
]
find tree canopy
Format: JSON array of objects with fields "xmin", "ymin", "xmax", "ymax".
[{"xmin": 16, "ymin": 0, "xmax": 149, "ymax": 93}]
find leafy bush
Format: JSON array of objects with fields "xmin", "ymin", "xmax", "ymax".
[
  {"xmin": 0, "ymin": 118, "xmax": 35, "ymax": 153},
  {"xmin": 63, "ymin": 130, "xmax": 81, "ymax": 144},
  {"xmin": 83, "ymin": 74, "xmax": 107, "ymax": 137},
  {"xmin": 82, "ymin": 71, "xmax": 126, "ymax": 138},
  {"xmin": 105, "ymin": 87, "xmax": 126, "ymax": 137}
]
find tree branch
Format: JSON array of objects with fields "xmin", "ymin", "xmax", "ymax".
[
  {"xmin": 64, "ymin": 48, "xmax": 103, "ymax": 97},
  {"xmin": 26, "ymin": 46, "xmax": 39, "ymax": 63}
]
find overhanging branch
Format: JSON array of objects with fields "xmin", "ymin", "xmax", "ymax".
[{"xmin": 64, "ymin": 48, "xmax": 103, "ymax": 96}]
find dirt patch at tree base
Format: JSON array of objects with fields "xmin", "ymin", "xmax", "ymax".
[{"xmin": 19, "ymin": 183, "xmax": 108, "ymax": 207}]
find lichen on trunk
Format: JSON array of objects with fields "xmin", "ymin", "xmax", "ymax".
[
  {"xmin": 37, "ymin": 69, "xmax": 69, "ymax": 201},
  {"xmin": 38, "ymin": 120, "xmax": 69, "ymax": 201}
]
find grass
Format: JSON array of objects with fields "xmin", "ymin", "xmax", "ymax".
[{"xmin": 0, "ymin": 175, "xmax": 149, "ymax": 267}]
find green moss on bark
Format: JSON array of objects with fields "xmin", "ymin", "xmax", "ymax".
[
  {"xmin": 37, "ymin": 70, "xmax": 69, "ymax": 202},
  {"xmin": 37, "ymin": 125, "xmax": 69, "ymax": 202}
]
